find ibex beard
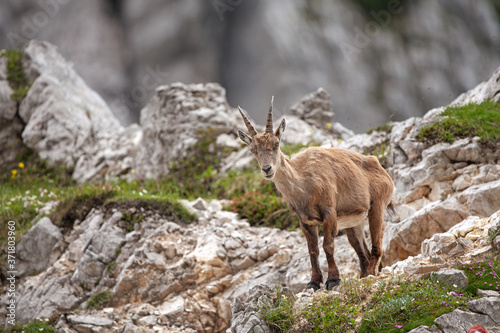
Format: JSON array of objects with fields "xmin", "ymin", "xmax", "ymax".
[{"xmin": 237, "ymin": 96, "xmax": 396, "ymax": 290}]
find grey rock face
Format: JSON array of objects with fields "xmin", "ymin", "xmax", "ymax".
[
  {"xmin": 19, "ymin": 40, "xmax": 142, "ymax": 183},
  {"xmin": 16, "ymin": 217, "xmax": 62, "ymax": 277}
]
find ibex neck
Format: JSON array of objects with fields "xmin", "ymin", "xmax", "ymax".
[{"xmin": 274, "ymin": 151, "xmax": 302, "ymax": 190}]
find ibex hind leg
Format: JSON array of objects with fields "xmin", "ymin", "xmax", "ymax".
[
  {"xmin": 367, "ymin": 203, "xmax": 386, "ymax": 276},
  {"xmin": 345, "ymin": 224, "xmax": 370, "ymax": 278}
]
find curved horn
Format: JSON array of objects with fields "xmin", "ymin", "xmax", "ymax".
[
  {"xmin": 266, "ymin": 96, "xmax": 274, "ymax": 133},
  {"xmin": 238, "ymin": 106, "xmax": 258, "ymax": 137}
]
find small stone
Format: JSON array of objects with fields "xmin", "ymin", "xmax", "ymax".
[
  {"xmin": 192, "ymin": 198, "xmax": 208, "ymax": 211},
  {"xmin": 138, "ymin": 315, "xmax": 157, "ymax": 327},
  {"xmin": 477, "ymin": 289, "xmax": 500, "ymax": 297},
  {"xmin": 231, "ymin": 257, "xmax": 255, "ymax": 271},
  {"xmin": 430, "ymin": 269, "xmax": 468, "ymax": 291}
]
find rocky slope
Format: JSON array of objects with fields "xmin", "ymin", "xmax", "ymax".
[
  {"xmin": 1, "ymin": 1, "xmax": 500, "ymax": 130},
  {"xmin": 0, "ymin": 40, "xmax": 500, "ymax": 332}
]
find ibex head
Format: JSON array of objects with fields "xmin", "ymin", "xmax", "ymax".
[{"xmin": 237, "ymin": 96, "xmax": 286, "ymax": 180}]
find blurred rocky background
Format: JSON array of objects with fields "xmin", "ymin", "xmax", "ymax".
[{"xmin": 1, "ymin": 0, "xmax": 500, "ymax": 131}]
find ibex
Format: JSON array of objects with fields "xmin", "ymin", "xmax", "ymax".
[{"xmin": 237, "ymin": 97, "xmax": 395, "ymax": 290}]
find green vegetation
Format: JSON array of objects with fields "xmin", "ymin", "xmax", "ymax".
[
  {"xmin": 366, "ymin": 123, "xmax": 393, "ymax": 135},
  {"xmin": 8, "ymin": 318, "xmax": 56, "ymax": 333},
  {"xmin": 2, "ymin": 49, "xmax": 31, "ymax": 103},
  {"xmin": 227, "ymin": 192, "xmax": 299, "ymax": 230},
  {"xmin": 260, "ymin": 260, "xmax": 500, "ymax": 333},
  {"xmin": 418, "ymin": 101, "xmax": 500, "ymax": 146},
  {"xmin": 359, "ymin": 277, "xmax": 472, "ymax": 332},
  {"xmin": 458, "ymin": 260, "xmax": 500, "ymax": 296},
  {"xmin": 87, "ymin": 290, "xmax": 113, "ymax": 310}
]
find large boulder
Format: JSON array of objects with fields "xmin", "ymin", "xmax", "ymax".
[
  {"xmin": 134, "ymin": 82, "xmax": 243, "ymax": 178},
  {"xmin": 16, "ymin": 217, "xmax": 62, "ymax": 277},
  {"xmin": 19, "ymin": 40, "xmax": 142, "ymax": 182}
]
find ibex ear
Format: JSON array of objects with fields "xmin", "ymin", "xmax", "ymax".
[
  {"xmin": 275, "ymin": 118, "xmax": 286, "ymax": 140},
  {"xmin": 238, "ymin": 129, "xmax": 252, "ymax": 145}
]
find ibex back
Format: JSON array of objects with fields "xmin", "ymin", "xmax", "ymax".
[{"xmin": 237, "ymin": 97, "xmax": 395, "ymax": 290}]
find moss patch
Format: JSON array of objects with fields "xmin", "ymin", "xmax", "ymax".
[
  {"xmin": 418, "ymin": 101, "xmax": 500, "ymax": 146},
  {"xmin": 2, "ymin": 49, "xmax": 31, "ymax": 103}
]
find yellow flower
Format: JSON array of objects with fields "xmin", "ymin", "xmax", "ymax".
[
  {"xmin": 326, "ymin": 123, "xmax": 332, "ymax": 128},
  {"xmin": 338, "ymin": 138, "xmax": 343, "ymax": 142},
  {"xmin": 11, "ymin": 169, "xmax": 17, "ymax": 178},
  {"xmin": 133, "ymin": 180, "xmax": 137, "ymax": 185},
  {"xmin": 18, "ymin": 162, "xmax": 25, "ymax": 169},
  {"xmin": 131, "ymin": 169, "xmax": 135, "ymax": 173}
]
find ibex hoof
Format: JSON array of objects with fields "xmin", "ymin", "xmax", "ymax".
[
  {"xmin": 325, "ymin": 278, "xmax": 341, "ymax": 290},
  {"xmin": 306, "ymin": 281, "xmax": 321, "ymax": 291}
]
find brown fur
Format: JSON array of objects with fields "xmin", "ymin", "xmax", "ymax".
[{"xmin": 238, "ymin": 113, "xmax": 395, "ymax": 290}]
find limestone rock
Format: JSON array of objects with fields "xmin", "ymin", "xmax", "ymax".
[
  {"xmin": 434, "ymin": 309, "xmax": 499, "ymax": 333},
  {"xmin": 458, "ymin": 180, "xmax": 500, "ymax": 217},
  {"xmin": 289, "ymin": 88, "xmax": 334, "ymax": 130},
  {"xmin": 19, "ymin": 40, "xmax": 141, "ymax": 183},
  {"xmin": 383, "ymin": 197, "xmax": 469, "ymax": 264},
  {"xmin": 452, "ymin": 66, "xmax": 500, "ymax": 106},
  {"xmin": 467, "ymin": 297, "xmax": 500, "ymax": 325},
  {"xmin": 0, "ymin": 55, "xmax": 23, "ymax": 165},
  {"xmin": 430, "ymin": 269, "xmax": 468, "ymax": 291},
  {"xmin": 134, "ymin": 82, "xmax": 241, "ymax": 179},
  {"xmin": 16, "ymin": 217, "xmax": 62, "ymax": 277}
]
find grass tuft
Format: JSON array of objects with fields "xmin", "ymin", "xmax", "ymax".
[
  {"xmin": 418, "ymin": 101, "xmax": 500, "ymax": 146},
  {"xmin": 87, "ymin": 290, "xmax": 113, "ymax": 310},
  {"xmin": 8, "ymin": 318, "xmax": 55, "ymax": 333}
]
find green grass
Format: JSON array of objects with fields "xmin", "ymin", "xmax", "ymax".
[
  {"xmin": 227, "ymin": 192, "xmax": 299, "ymax": 230},
  {"xmin": 457, "ymin": 260, "xmax": 500, "ymax": 296},
  {"xmin": 366, "ymin": 123, "xmax": 393, "ymax": 135},
  {"xmin": 8, "ymin": 319, "xmax": 56, "ymax": 333},
  {"xmin": 418, "ymin": 101, "xmax": 500, "ymax": 146},
  {"xmin": 2, "ymin": 49, "xmax": 31, "ymax": 103},
  {"xmin": 259, "ymin": 262, "xmax": 500, "ymax": 332},
  {"xmin": 87, "ymin": 290, "xmax": 113, "ymax": 310}
]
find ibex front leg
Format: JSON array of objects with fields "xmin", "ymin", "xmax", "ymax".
[
  {"xmin": 300, "ymin": 221, "xmax": 322, "ymax": 290},
  {"xmin": 322, "ymin": 212, "xmax": 341, "ymax": 290}
]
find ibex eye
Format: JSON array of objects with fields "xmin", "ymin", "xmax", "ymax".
[
  {"xmin": 275, "ymin": 142, "xmax": 280, "ymax": 148},
  {"xmin": 250, "ymin": 148, "xmax": 255, "ymax": 153}
]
